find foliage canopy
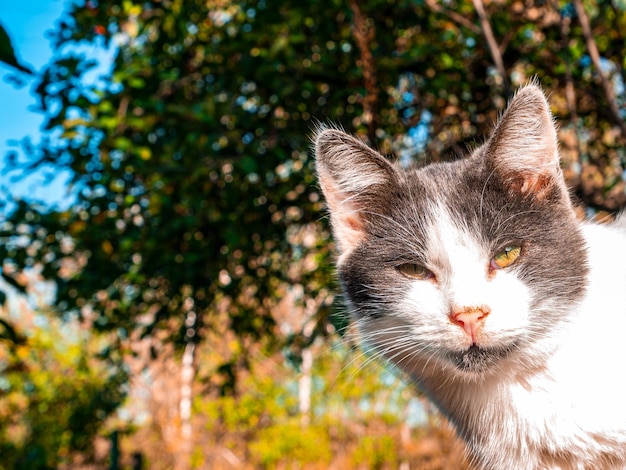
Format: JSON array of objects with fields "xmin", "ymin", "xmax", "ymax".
[
  {"xmin": 1, "ymin": 0, "xmax": 625, "ymax": 466},
  {"xmin": 5, "ymin": 0, "xmax": 626, "ymax": 350}
]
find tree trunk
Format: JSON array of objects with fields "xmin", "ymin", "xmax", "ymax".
[{"xmin": 299, "ymin": 346, "xmax": 313, "ymax": 426}]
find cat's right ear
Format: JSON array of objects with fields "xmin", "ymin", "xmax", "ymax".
[
  {"xmin": 314, "ymin": 128, "xmax": 397, "ymax": 255},
  {"xmin": 484, "ymin": 84, "xmax": 564, "ymax": 200}
]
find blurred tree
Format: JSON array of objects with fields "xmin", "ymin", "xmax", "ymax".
[
  {"xmin": 0, "ymin": 281, "xmax": 125, "ymax": 470},
  {"xmin": 120, "ymin": 332, "xmax": 468, "ymax": 469},
  {"xmin": 5, "ymin": 0, "xmax": 625, "ymax": 359},
  {"xmin": 1, "ymin": 0, "xmax": 625, "ymax": 466},
  {"xmin": 2, "ymin": 0, "xmax": 433, "ymax": 393}
]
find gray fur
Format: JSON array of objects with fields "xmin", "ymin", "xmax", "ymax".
[{"xmin": 314, "ymin": 85, "xmax": 626, "ymax": 468}]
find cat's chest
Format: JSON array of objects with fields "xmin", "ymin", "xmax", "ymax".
[{"xmin": 441, "ymin": 373, "xmax": 608, "ymax": 469}]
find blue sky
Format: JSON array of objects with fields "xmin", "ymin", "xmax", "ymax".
[{"xmin": 0, "ymin": 0, "xmax": 71, "ymax": 208}]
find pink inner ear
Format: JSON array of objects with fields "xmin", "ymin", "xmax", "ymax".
[
  {"xmin": 331, "ymin": 208, "xmax": 367, "ymax": 254},
  {"xmin": 508, "ymin": 171, "xmax": 554, "ymax": 200},
  {"xmin": 319, "ymin": 178, "xmax": 367, "ymax": 254},
  {"xmin": 344, "ymin": 214, "xmax": 363, "ymax": 232}
]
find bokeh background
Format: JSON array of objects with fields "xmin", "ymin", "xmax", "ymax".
[{"xmin": 1, "ymin": 0, "xmax": 625, "ymax": 468}]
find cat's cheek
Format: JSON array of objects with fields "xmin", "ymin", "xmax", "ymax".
[
  {"xmin": 397, "ymin": 281, "xmax": 462, "ymax": 353},
  {"xmin": 480, "ymin": 271, "xmax": 533, "ymax": 342},
  {"xmin": 401, "ymin": 280, "xmax": 447, "ymax": 320}
]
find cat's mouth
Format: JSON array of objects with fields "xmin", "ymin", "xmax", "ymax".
[{"xmin": 450, "ymin": 344, "xmax": 513, "ymax": 373}]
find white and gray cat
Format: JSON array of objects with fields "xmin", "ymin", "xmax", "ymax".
[{"xmin": 315, "ymin": 84, "xmax": 626, "ymax": 469}]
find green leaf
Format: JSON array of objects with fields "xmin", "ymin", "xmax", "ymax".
[{"xmin": 0, "ymin": 22, "xmax": 33, "ymax": 74}]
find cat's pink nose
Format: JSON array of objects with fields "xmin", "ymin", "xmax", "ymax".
[{"xmin": 450, "ymin": 307, "xmax": 490, "ymax": 343}]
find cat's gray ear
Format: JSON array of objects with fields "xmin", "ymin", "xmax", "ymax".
[
  {"xmin": 485, "ymin": 84, "xmax": 563, "ymax": 198},
  {"xmin": 314, "ymin": 128, "xmax": 397, "ymax": 255}
]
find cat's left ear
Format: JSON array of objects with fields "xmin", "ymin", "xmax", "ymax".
[
  {"xmin": 314, "ymin": 127, "xmax": 397, "ymax": 256},
  {"xmin": 485, "ymin": 84, "xmax": 564, "ymax": 199}
]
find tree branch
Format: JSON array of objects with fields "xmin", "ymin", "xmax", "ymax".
[
  {"xmin": 608, "ymin": 0, "xmax": 626, "ymax": 84},
  {"xmin": 348, "ymin": 0, "xmax": 379, "ymax": 144},
  {"xmin": 423, "ymin": 0, "xmax": 482, "ymax": 35},
  {"xmin": 471, "ymin": 0, "xmax": 511, "ymax": 97},
  {"xmin": 560, "ymin": 11, "xmax": 580, "ymax": 126},
  {"xmin": 573, "ymin": 0, "xmax": 626, "ymax": 138},
  {"xmin": 554, "ymin": 1, "xmax": 583, "ymax": 183}
]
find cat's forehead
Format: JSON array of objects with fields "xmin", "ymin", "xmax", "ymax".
[
  {"xmin": 430, "ymin": 202, "xmax": 476, "ymax": 245},
  {"xmin": 403, "ymin": 157, "xmax": 477, "ymax": 193},
  {"xmin": 424, "ymin": 201, "xmax": 488, "ymax": 267},
  {"xmin": 399, "ymin": 159, "xmax": 487, "ymax": 219},
  {"xmin": 381, "ymin": 157, "xmax": 514, "ymax": 255}
]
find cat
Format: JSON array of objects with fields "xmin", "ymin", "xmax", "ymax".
[{"xmin": 314, "ymin": 84, "xmax": 626, "ymax": 469}]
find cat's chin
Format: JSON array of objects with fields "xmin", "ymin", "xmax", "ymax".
[{"xmin": 449, "ymin": 344, "xmax": 514, "ymax": 375}]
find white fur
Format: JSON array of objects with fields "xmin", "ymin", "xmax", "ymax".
[
  {"xmin": 364, "ymin": 204, "xmax": 534, "ymax": 366},
  {"xmin": 427, "ymin": 205, "xmax": 533, "ymax": 349},
  {"xmin": 358, "ymin": 217, "xmax": 626, "ymax": 469}
]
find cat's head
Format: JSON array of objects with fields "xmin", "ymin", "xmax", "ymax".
[{"xmin": 315, "ymin": 85, "xmax": 588, "ymax": 382}]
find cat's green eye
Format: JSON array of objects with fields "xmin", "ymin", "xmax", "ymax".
[
  {"xmin": 492, "ymin": 244, "xmax": 522, "ymax": 270},
  {"xmin": 397, "ymin": 263, "xmax": 434, "ymax": 280}
]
